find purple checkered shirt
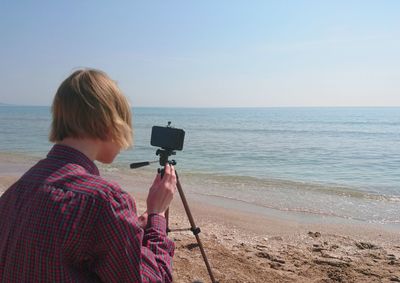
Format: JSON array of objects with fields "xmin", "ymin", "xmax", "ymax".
[{"xmin": 0, "ymin": 144, "xmax": 174, "ymax": 282}]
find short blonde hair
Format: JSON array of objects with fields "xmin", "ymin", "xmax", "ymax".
[{"xmin": 49, "ymin": 68, "xmax": 133, "ymax": 149}]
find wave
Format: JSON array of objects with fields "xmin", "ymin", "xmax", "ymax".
[
  {"xmin": 192, "ymin": 191, "xmax": 400, "ymax": 225},
  {"xmin": 180, "ymin": 171, "xmax": 400, "ymax": 203},
  {"xmin": 192, "ymin": 191, "xmax": 375, "ymax": 223}
]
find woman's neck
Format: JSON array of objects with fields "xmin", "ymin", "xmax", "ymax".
[{"xmin": 58, "ymin": 137, "xmax": 100, "ymax": 161}]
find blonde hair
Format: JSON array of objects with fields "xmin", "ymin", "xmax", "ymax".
[{"xmin": 49, "ymin": 68, "xmax": 133, "ymax": 149}]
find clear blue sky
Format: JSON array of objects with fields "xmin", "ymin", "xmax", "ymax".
[{"xmin": 1, "ymin": 0, "xmax": 399, "ymax": 107}]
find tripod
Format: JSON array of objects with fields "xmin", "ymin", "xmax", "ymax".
[{"xmin": 130, "ymin": 149, "xmax": 217, "ymax": 283}]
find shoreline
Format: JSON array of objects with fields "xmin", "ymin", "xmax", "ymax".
[
  {"xmin": 2, "ymin": 150, "xmax": 399, "ymax": 228},
  {"xmin": 1, "ymin": 154, "xmax": 400, "ymax": 282}
]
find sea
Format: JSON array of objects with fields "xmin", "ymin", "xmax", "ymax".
[{"xmin": 1, "ymin": 106, "xmax": 399, "ymax": 228}]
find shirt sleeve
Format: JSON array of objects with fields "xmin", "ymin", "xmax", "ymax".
[{"xmin": 89, "ymin": 191, "xmax": 175, "ymax": 283}]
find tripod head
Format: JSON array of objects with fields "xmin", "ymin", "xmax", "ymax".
[
  {"xmin": 156, "ymin": 148, "xmax": 177, "ymax": 167},
  {"xmin": 129, "ymin": 147, "xmax": 177, "ymax": 170}
]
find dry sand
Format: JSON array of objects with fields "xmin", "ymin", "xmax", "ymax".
[{"xmin": 1, "ymin": 154, "xmax": 399, "ymax": 283}]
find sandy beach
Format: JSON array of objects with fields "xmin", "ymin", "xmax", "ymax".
[{"xmin": 1, "ymin": 154, "xmax": 399, "ymax": 283}]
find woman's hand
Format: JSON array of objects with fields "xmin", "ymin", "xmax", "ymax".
[
  {"xmin": 138, "ymin": 211, "xmax": 148, "ymax": 228},
  {"xmin": 146, "ymin": 163, "xmax": 177, "ymax": 217}
]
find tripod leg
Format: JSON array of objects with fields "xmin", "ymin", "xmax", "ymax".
[
  {"xmin": 175, "ymin": 174, "xmax": 217, "ymax": 283},
  {"xmin": 165, "ymin": 208, "xmax": 170, "ymax": 233}
]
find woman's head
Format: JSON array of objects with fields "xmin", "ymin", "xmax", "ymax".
[{"xmin": 49, "ymin": 68, "xmax": 133, "ymax": 149}]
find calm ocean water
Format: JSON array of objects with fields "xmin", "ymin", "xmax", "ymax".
[{"xmin": 1, "ymin": 106, "xmax": 399, "ymax": 226}]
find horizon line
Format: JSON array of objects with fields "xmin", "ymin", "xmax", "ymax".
[{"xmin": 1, "ymin": 103, "xmax": 400, "ymax": 109}]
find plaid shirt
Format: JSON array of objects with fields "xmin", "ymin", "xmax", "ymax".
[{"xmin": 0, "ymin": 145, "xmax": 174, "ymax": 282}]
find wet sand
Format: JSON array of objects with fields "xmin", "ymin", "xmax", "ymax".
[{"xmin": 1, "ymin": 154, "xmax": 399, "ymax": 282}]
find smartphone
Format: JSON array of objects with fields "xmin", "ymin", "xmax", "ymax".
[{"xmin": 151, "ymin": 125, "xmax": 185, "ymax": 150}]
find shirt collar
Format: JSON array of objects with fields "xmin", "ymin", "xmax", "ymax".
[{"xmin": 47, "ymin": 144, "xmax": 100, "ymax": 176}]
